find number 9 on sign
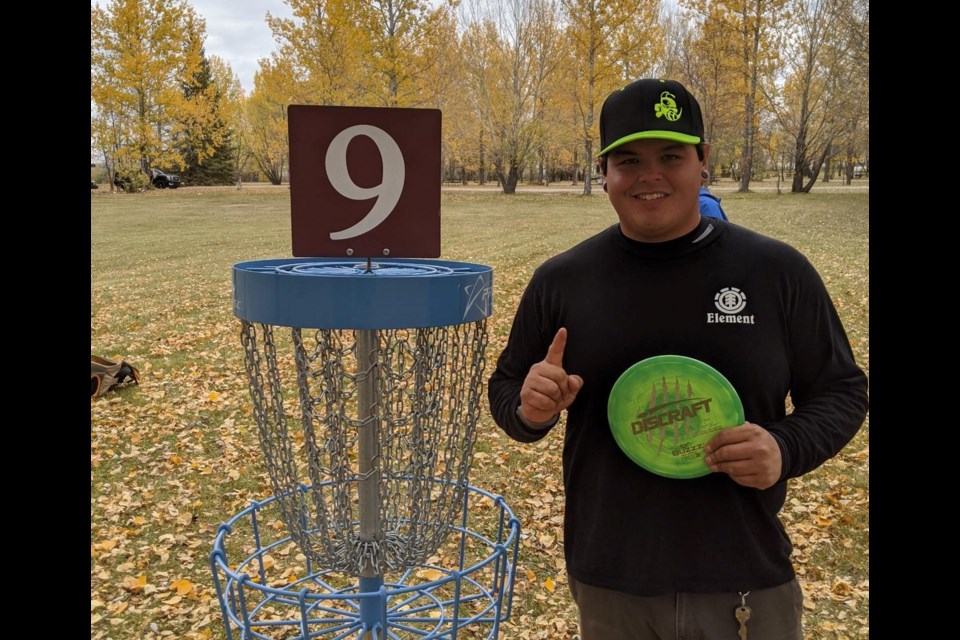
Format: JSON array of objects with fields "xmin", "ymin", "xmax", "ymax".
[
  {"xmin": 288, "ymin": 104, "xmax": 440, "ymax": 258},
  {"xmin": 325, "ymin": 125, "xmax": 405, "ymax": 240}
]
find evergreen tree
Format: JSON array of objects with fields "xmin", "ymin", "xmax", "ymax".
[{"xmin": 179, "ymin": 50, "xmax": 235, "ymax": 185}]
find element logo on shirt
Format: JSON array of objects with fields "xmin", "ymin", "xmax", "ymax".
[
  {"xmin": 714, "ymin": 287, "xmax": 746, "ymax": 314},
  {"xmin": 708, "ymin": 287, "xmax": 755, "ymax": 325}
]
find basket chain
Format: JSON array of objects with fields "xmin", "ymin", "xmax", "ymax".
[{"xmin": 240, "ymin": 319, "xmax": 487, "ymax": 575}]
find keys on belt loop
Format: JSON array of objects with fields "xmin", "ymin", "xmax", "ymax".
[{"xmin": 735, "ymin": 591, "xmax": 752, "ymax": 640}]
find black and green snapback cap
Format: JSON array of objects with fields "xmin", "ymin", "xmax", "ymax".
[{"xmin": 598, "ymin": 78, "xmax": 705, "ymax": 156}]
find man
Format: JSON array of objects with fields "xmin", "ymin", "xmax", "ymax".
[{"xmin": 487, "ymin": 78, "xmax": 868, "ymax": 640}]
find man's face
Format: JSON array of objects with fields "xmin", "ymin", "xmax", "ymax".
[{"xmin": 603, "ymin": 138, "xmax": 708, "ymax": 243}]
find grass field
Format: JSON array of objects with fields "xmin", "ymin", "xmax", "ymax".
[{"xmin": 91, "ymin": 184, "xmax": 868, "ymax": 639}]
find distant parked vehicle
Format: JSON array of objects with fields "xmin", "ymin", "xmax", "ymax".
[
  {"xmin": 91, "ymin": 180, "xmax": 99, "ymax": 189},
  {"xmin": 114, "ymin": 168, "xmax": 181, "ymax": 191},
  {"xmin": 852, "ymin": 163, "xmax": 867, "ymax": 178},
  {"xmin": 149, "ymin": 168, "xmax": 181, "ymax": 189}
]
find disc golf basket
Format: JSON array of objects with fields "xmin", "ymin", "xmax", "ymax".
[{"xmin": 210, "ymin": 258, "xmax": 520, "ymax": 640}]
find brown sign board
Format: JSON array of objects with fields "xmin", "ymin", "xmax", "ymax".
[{"xmin": 288, "ymin": 105, "xmax": 441, "ymax": 258}]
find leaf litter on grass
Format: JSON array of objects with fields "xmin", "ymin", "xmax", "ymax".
[{"xmin": 92, "ymin": 188, "xmax": 867, "ymax": 639}]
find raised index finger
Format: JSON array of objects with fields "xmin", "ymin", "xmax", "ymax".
[{"xmin": 544, "ymin": 328, "xmax": 568, "ymax": 367}]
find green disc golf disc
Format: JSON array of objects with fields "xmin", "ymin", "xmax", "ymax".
[{"xmin": 607, "ymin": 355, "xmax": 744, "ymax": 479}]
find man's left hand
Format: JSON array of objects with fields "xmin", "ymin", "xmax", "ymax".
[{"xmin": 704, "ymin": 423, "xmax": 782, "ymax": 490}]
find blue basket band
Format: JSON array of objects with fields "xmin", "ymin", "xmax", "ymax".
[{"xmin": 232, "ymin": 258, "xmax": 494, "ymax": 329}]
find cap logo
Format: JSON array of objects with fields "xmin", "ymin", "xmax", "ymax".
[{"xmin": 654, "ymin": 91, "xmax": 682, "ymax": 122}]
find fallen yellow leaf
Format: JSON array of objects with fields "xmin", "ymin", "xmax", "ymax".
[
  {"xmin": 831, "ymin": 578, "xmax": 853, "ymax": 598},
  {"xmin": 173, "ymin": 579, "xmax": 194, "ymax": 595},
  {"xmin": 98, "ymin": 539, "xmax": 118, "ymax": 552},
  {"xmin": 122, "ymin": 574, "xmax": 147, "ymax": 593},
  {"xmin": 108, "ymin": 601, "xmax": 128, "ymax": 615},
  {"xmin": 544, "ymin": 577, "xmax": 556, "ymax": 593},
  {"xmin": 417, "ymin": 568, "xmax": 444, "ymax": 581}
]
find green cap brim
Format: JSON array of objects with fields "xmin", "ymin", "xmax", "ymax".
[{"xmin": 599, "ymin": 130, "xmax": 702, "ymax": 156}]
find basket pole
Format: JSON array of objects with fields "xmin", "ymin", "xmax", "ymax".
[{"xmin": 357, "ymin": 328, "xmax": 385, "ymax": 635}]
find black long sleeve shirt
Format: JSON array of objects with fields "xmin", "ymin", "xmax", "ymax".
[{"xmin": 488, "ymin": 218, "xmax": 868, "ymax": 595}]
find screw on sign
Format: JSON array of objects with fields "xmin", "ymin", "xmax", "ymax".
[{"xmin": 288, "ymin": 105, "xmax": 441, "ymax": 259}]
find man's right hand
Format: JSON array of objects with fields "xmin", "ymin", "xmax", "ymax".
[{"xmin": 519, "ymin": 327, "xmax": 584, "ymax": 425}]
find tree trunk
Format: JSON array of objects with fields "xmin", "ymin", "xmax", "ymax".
[
  {"xmin": 499, "ymin": 165, "xmax": 519, "ymax": 194},
  {"xmin": 104, "ymin": 155, "xmax": 116, "ymax": 192},
  {"xmin": 478, "ymin": 131, "xmax": 486, "ymax": 185},
  {"xmin": 739, "ymin": 5, "xmax": 764, "ymax": 194},
  {"xmin": 791, "ymin": 131, "xmax": 807, "ymax": 193},
  {"xmin": 738, "ymin": 96, "xmax": 754, "ymax": 194},
  {"xmin": 822, "ymin": 143, "xmax": 832, "ymax": 183},
  {"xmin": 540, "ymin": 147, "xmax": 548, "ymax": 186},
  {"xmin": 800, "ymin": 144, "xmax": 831, "ymax": 192},
  {"xmin": 582, "ymin": 138, "xmax": 594, "ymax": 196},
  {"xmin": 791, "ymin": 74, "xmax": 813, "ymax": 193},
  {"xmin": 845, "ymin": 143, "xmax": 855, "ymax": 186},
  {"xmin": 582, "ymin": 64, "xmax": 595, "ymax": 196}
]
